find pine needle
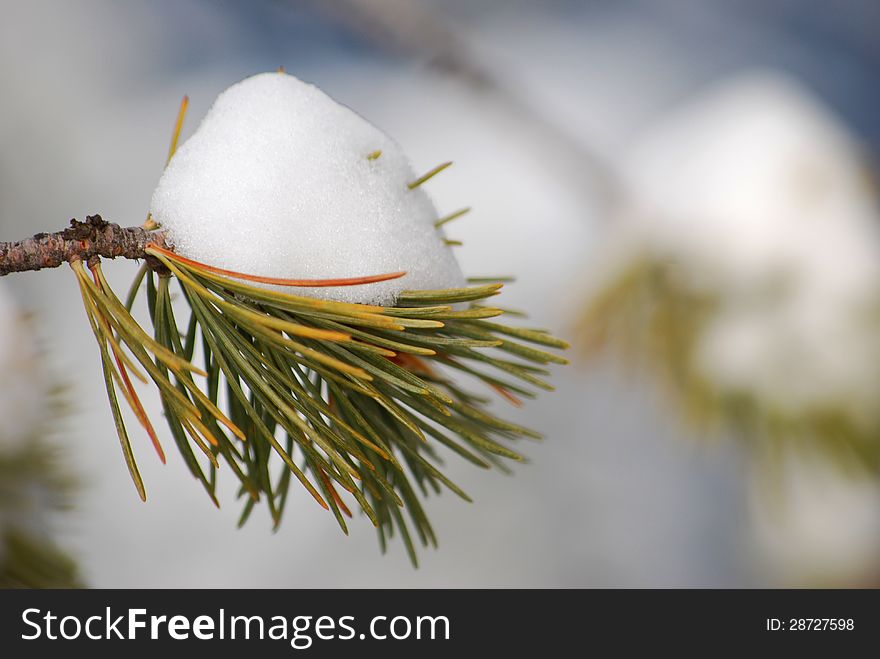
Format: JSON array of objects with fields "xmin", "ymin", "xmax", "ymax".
[{"xmin": 72, "ymin": 243, "xmax": 567, "ymax": 564}]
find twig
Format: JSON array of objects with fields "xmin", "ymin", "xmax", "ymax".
[{"xmin": 0, "ymin": 215, "xmax": 167, "ymax": 276}]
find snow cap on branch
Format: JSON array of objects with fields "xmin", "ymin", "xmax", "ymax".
[{"xmin": 150, "ymin": 72, "xmax": 465, "ymax": 305}]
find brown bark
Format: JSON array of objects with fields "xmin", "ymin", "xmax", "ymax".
[{"xmin": 0, "ymin": 215, "xmax": 167, "ymax": 276}]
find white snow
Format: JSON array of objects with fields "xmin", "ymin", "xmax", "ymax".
[
  {"xmin": 0, "ymin": 283, "xmax": 47, "ymax": 455},
  {"xmin": 150, "ymin": 71, "xmax": 465, "ymax": 305},
  {"xmin": 612, "ymin": 72, "xmax": 880, "ymax": 419}
]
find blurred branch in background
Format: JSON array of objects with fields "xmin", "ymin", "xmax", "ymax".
[
  {"xmin": 0, "ymin": 285, "xmax": 80, "ymax": 588},
  {"xmin": 308, "ymin": 0, "xmax": 625, "ymax": 211},
  {"xmin": 0, "ymin": 437, "xmax": 81, "ymax": 588},
  {"xmin": 747, "ymin": 447, "xmax": 880, "ymax": 587},
  {"xmin": 576, "ymin": 71, "xmax": 880, "ymax": 585},
  {"xmin": 579, "ymin": 71, "xmax": 880, "ymax": 470}
]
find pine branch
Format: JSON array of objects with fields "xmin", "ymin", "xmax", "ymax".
[
  {"xmin": 0, "ymin": 74, "xmax": 570, "ymax": 565},
  {"xmin": 2, "ymin": 214, "xmax": 568, "ymax": 564},
  {"xmin": 0, "ymin": 215, "xmax": 167, "ymax": 276}
]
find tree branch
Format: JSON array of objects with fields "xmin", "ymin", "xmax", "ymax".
[{"xmin": 0, "ymin": 215, "xmax": 167, "ymax": 276}]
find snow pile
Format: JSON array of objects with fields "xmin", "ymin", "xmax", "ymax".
[
  {"xmin": 614, "ymin": 72, "xmax": 880, "ymax": 419},
  {"xmin": 150, "ymin": 72, "xmax": 465, "ymax": 305},
  {"xmin": 0, "ymin": 283, "xmax": 47, "ymax": 455}
]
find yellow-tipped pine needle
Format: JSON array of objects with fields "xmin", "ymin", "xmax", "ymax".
[
  {"xmin": 166, "ymin": 95, "xmax": 189, "ymax": 165},
  {"xmin": 408, "ymin": 161, "xmax": 452, "ymax": 189},
  {"xmin": 144, "ymin": 94, "xmax": 190, "ymax": 230},
  {"xmin": 435, "ymin": 207, "xmax": 471, "ymax": 228}
]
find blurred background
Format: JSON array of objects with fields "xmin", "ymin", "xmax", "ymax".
[{"xmin": 1, "ymin": 0, "xmax": 879, "ymax": 587}]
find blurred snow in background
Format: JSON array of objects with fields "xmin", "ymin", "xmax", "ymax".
[
  {"xmin": 621, "ymin": 73, "xmax": 880, "ymax": 419},
  {"xmin": 1, "ymin": 0, "xmax": 878, "ymax": 586},
  {"xmin": 584, "ymin": 71, "xmax": 880, "ymax": 585}
]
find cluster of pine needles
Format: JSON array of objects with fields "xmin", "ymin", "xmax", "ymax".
[{"xmin": 70, "ymin": 90, "xmax": 568, "ymax": 564}]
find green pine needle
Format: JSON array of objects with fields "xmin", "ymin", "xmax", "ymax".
[{"xmin": 72, "ymin": 246, "xmax": 568, "ymax": 565}]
